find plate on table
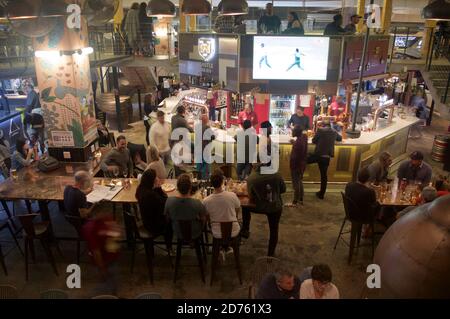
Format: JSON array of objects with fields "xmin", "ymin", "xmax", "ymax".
[{"xmin": 161, "ymin": 183, "xmax": 176, "ymax": 193}]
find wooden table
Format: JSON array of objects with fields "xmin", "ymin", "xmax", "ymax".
[
  {"xmin": 375, "ymin": 185, "xmax": 418, "ymax": 207},
  {"xmin": 0, "ymin": 175, "xmax": 252, "ymax": 206}
]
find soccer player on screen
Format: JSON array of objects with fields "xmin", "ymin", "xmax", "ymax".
[
  {"xmin": 259, "ymin": 43, "xmax": 272, "ymax": 69},
  {"xmin": 286, "ymin": 48, "xmax": 305, "ymax": 71}
]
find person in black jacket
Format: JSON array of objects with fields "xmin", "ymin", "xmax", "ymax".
[
  {"xmin": 135, "ymin": 168, "xmax": 172, "ymax": 248},
  {"xmin": 307, "ymin": 120, "xmax": 342, "ymax": 199}
]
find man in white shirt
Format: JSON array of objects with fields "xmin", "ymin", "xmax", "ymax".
[
  {"xmin": 202, "ymin": 170, "xmax": 241, "ymax": 239},
  {"xmin": 299, "ymin": 264, "xmax": 340, "ymax": 299},
  {"xmin": 149, "ymin": 110, "xmax": 171, "ymax": 164}
]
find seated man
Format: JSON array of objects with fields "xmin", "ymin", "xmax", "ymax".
[
  {"xmin": 345, "ymin": 167, "xmax": 379, "ymax": 220},
  {"xmin": 64, "ymin": 171, "xmax": 96, "ymax": 222},
  {"xmin": 164, "ymin": 174, "xmax": 206, "ymax": 241},
  {"xmin": 202, "ymin": 170, "xmax": 241, "ymax": 240},
  {"xmin": 100, "ymin": 135, "xmax": 133, "ymax": 178},
  {"xmin": 367, "ymin": 151, "xmax": 392, "ymax": 185},
  {"xmin": 397, "ymin": 186, "xmax": 437, "ymax": 219},
  {"xmin": 300, "ymin": 264, "xmax": 339, "ymax": 299},
  {"xmin": 256, "ymin": 268, "xmax": 301, "ymax": 299},
  {"xmin": 397, "ymin": 151, "xmax": 432, "ymax": 186}
]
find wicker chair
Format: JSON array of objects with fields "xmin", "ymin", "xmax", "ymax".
[
  {"xmin": 40, "ymin": 289, "xmax": 69, "ymax": 299},
  {"xmin": 92, "ymin": 295, "xmax": 119, "ymax": 299},
  {"xmin": 247, "ymin": 256, "xmax": 282, "ymax": 299},
  {"xmin": 134, "ymin": 292, "xmax": 162, "ymax": 299},
  {"xmin": 0, "ymin": 284, "xmax": 18, "ymax": 299}
]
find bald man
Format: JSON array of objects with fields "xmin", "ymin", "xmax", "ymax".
[{"xmin": 64, "ymin": 170, "xmax": 95, "ymax": 221}]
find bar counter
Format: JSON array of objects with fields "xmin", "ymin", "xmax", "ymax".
[{"xmin": 151, "ymin": 108, "xmax": 419, "ymax": 182}]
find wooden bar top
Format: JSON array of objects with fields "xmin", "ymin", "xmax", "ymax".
[{"xmin": 0, "ymin": 174, "xmax": 253, "ymax": 207}]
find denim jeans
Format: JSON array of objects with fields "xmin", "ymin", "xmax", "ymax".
[
  {"xmin": 307, "ymin": 154, "xmax": 330, "ymax": 196},
  {"xmin": 242, "ymin": 207, "xmax": 282, "ymax": 257},
  {"xmin": 291, "ymin": 169, "xmax": 304, "ymax": 203}
]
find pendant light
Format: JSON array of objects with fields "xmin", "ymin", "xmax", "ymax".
[
  {"xmin": 219, "ymin": 0, "xmax": 248, "ymax": 16},
  {"xmin": 422, "ymin": 0, "xmax": 450, "ymax": 21},
  {"xmin": 182, "ymin": 0, "xmax": 211, "ymax": 16},
  {"xmin": 147, "ymin": 0, "xmax": 176, "ymax": 17}
]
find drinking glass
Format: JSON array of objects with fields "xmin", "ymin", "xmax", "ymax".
[
  {"xmin": 112, "ymin": 167, "xmax": 119, "ymax": 183},
  {"xmin": 10, "ymin": 168, "xmax": 17, "ymax": 181}
]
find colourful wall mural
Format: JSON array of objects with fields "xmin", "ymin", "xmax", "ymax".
[{"xmin": 33, "ymin": 16, "xmax": 97, "ymax": 148}]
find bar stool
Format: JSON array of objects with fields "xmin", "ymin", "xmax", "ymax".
[
  {"xmin": 0, "ymin": 219, "xmax": 23, "ymax": 275},
  {"xmin": 209, "ymin": 222, "xmax": 242, "ymax": 286},
  {"xmin": 334, "ymin": 192, "xmax": 378, "ymax": 264},
  {"xmin": 18, "ymin": 214, "xmax": 59, "ymax": 281},
  {"xmin": 124, "ymin": 211, "xmax": 172, "ymax": 284},
  {"xmin": 65, "ymin": 215, "xmax": 85, "ymax": 264},
  {"xmin": 173, "ymin": 220, "xmax": 206, "ymax": 283}
]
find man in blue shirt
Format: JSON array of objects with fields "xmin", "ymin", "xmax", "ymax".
[
  {"xmin": 256, "ymin": 268, "xmax": 301, "ymax": 299},
  {"xmin": 24, "ymin": 84, "xmax": 41, "ymax": 114}
]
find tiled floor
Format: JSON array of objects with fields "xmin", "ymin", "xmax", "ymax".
[{"xmin": 0, "ymin": 111, "xmax": 448, "ymax": 299}]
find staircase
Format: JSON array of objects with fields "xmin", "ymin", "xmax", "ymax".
[{"xmin": 429, "ymin": 64, "xmax": 450, "ymax": 104}]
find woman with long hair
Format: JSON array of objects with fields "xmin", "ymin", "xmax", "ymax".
[
  {"xmin": 135, "ymin": 168, "xmax": 172, "ymax": 246},
  {"xmin": 283, "ymin": 11, "xmax": 304, "ymax": 35},
  {"xmin": 12, "ymin": 138, "xmax": 36, "ymax": 170},
  {"xmin": 145, "ymin": 145, "xmax": 167, "ymax": 179}
]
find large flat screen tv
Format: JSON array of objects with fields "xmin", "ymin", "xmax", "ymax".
[{"xmin": 252, "ymin": 36, "xmax": 330, "ymax": 81}]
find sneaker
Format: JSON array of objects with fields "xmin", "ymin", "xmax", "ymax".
[{"xmin": 224, "ymin": 247, "xmax": 233, "ymax": 255}]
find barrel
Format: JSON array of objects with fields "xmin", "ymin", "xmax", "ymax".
[{"xmin": 431, "ymin": 135, "xmax": 450, "ymax": 162}]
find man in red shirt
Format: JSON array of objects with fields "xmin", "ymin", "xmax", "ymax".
[
  {"xmin": 238, "ymin": 104, "xmax": 259, "ymax": 128},
  {"xmin": 329, "ymin": 96, "xmax": 345, "ymax": 117}
]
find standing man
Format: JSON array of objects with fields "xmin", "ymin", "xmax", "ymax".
[
  {"xmin": 288, "ymin": 106, "xmax": 310, "ymax": 132},
  {"xmin": 323, "ymin": 14, "xmax": 347, "ymax": 36},
  {"xmin": 243, "ymin": 162, "xmax": 286, "ymax": 256},
  {"xmin": 397, "ymin": 151, "xmax": 432, "ymax": 186},
  {"xmin": 257, "ymin": 3, "xmax": 281, "ymax": 34},
  {"xmin": 238, "ymin": 103, "xmax": 259, "ymax": 129},
  {"xmin": 100, "ymin": 135, "xmax": 133, "ymax": 177},
  {"xmin": 149, "ymin": 110, "xmax": 171, "ymax": 164},
  {"xmin": 344, "ymin": 14, "xmax": 362, "ymax": 34},
  {"xmin": 24, "ymin": 83, "xmax": 41, "ymax": 114},
  {"xmin": 197, "ymin": 112, "xmax": 215, "ymax": 180},
  {"xmin": 171, "ymin": 105, "xmax": 193, "ymax": 133},
  {"xmin": 308, "ymin": 120, "xmax": 342, "ymax": 199}
]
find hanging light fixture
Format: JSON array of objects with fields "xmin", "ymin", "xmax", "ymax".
[
  {"xmin": 6, "ymin": 0, "xmax": 67, "ymax": 20},
  {"xmin": 422, "ymin": 0, "xmax": 450, "ymax": 21},
  {"xmin": 219, "ymin": 0, "xmax": 248, "ymax": 16},
  {"xmin": 182, "ymin": 0, "xmax": 211, "ymax": 16},
  {"xmin": 147, "ymin": 0, "xmax": 175, "ymax": 17}
]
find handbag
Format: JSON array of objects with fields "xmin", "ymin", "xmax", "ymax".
[{"xmin": 37, "ymin": 156, "xmax": 60, "ymax": 172}]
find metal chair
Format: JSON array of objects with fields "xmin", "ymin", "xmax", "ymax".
[
  {"xmin": 134, "ymin": 292, "xmax": 162, "ymax": 299},
  {"xmin": 334, "ymin": 192, "xmax": 377, "ymax": 264},
  {"xmin": 210, "ymin": 222, "xmax": 242, "ymax": 286},
  {"xmin": 0, "ymin": 219, "xmax": 23, "ymax": 275},
  {"xmin": 0, "ymin": 284, "xmax": 18, "ymax": 299},
  {"xmin": 124, "ymin": 210, "xmax": 172, "ymax": 284},
  {"xmin": 40, "ymin": 289, "xmax": 69, "ymax": 299},
  {"xmin": 247, "ymin": 256, "xmax": 281, "ymax": 299},
  {"xmin": 174, "ymin": 220, "xmax": 206, "ymax": 284},
  {"xmin": 65, "ymin": 215, "xmax": 84, "ymax": 264},
  {"xmin": 18, "ymin": 214, "xmax": 59, "ymax": 281},
  {"xmin": 92, "ymin": 295, "xmax": 119, "ymax": 299}
]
